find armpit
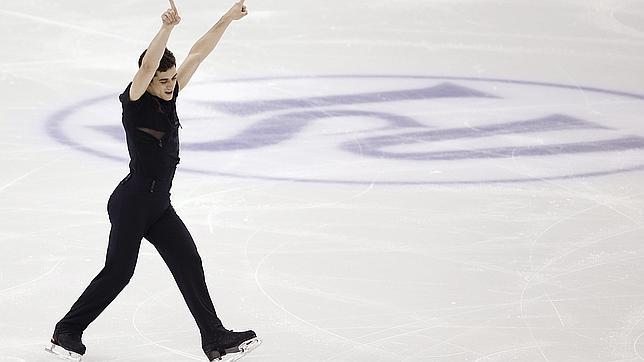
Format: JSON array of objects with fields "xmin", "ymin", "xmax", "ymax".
[{"xmin": 137, "ymin": 127, "xmax": 166, "ymax": 140}]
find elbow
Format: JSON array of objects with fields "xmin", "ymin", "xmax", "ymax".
[{"xmin": 187, "ymin": 50, "xmax": 205, "ymax": 61}]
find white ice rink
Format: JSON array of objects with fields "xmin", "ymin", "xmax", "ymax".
[{"xmin": 1, "ymin": 0, "xmax": 644, "ymax": 361}]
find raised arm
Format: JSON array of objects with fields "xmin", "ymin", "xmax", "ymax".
[
  {"xmin": 177, "ymin": 0, "xmax": 248, "ymax": 90},
  {"xmin": 129, "ymin": 5, "xmax": 181, "ymax": 101}
]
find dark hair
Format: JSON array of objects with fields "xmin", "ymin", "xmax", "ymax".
[{"xmin": 138, "ymin": 48, "xmax": 176, "ymax": 72}]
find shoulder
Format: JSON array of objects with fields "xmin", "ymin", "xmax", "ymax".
[
  {"xmin": 119, "ymin": 82, "xmax": 134, "ymax": 103},
  {"xmin": 119, "ymin": 82, "xmax": 148, "ymax": 106}
]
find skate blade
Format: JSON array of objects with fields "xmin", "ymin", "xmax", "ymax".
[
  {"xmin": 216, "ymin": 337, "xmax": 262, "ymax": 362},
  {"xmin": 45, "ymin": 343, "xmax": 83, "ymax": 361}
]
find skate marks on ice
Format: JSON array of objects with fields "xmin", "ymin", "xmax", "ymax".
[
  {"xmin": 129, "ymin": 279, "xmax": 262, "ymax": 361},
  {"xmin": 242, "ymin": 181, "xmax": 644, "ymax": 361},
  {"xmin": 130, "ymin": 285, "xmax": 205, "ymax": 361},
  {"xmin": 0, "ymin": 259, "xmax": 63, "ymax": 296}
]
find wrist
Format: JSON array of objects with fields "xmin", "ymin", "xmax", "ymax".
[{"xmin": 221, "ymin": 13, "xmax": 234, "ymax": 24}]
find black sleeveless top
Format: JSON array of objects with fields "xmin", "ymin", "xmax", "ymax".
[{"xmin": 119, "ymin": 82, "xmax": 181, "ymax": 182}]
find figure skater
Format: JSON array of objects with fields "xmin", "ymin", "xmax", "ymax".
[{"xmin": 46, "ymin": 1, "xmax": 260, "ymax": 360}]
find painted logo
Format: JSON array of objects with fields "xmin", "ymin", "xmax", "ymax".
[{"xmin": 47, "ymin": 75, "xmax": 644, "ymax": 184}]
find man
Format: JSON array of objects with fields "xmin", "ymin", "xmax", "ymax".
[{"xmin": 46, "ymin": 1, "xmax": 261, "ymax": 361}]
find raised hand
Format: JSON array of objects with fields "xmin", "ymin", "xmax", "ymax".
[
  {"xmin": 162, "ymin": 0, "xmax": 181, "ymax": 27},
  {"xmin": 226, "ymin": 0, "xmax": 248, "ymax": 21}
]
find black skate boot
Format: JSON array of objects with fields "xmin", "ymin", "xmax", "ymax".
[
  {"xmin": 45, "ymin": 330, "xmax": 86, "ymax": 361},
  {"xmin": 203, "ymin": 328, "xmax": 261, "ymax": 361}
]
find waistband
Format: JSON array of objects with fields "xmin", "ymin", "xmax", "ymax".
[{"xmin": 120, "ymin": 173, "xmax": 172, "ymax": 194}]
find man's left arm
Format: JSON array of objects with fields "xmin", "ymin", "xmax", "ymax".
[{"xmin": 177, "ymin": 0, "xmax": 248, "ymax": 89}]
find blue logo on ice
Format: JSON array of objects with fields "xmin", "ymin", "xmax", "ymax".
[{"xmin": 47, "ymin": 75, "xmax": 644, "ymax": 184}]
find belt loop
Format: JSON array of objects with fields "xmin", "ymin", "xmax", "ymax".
[{"xmin": 150, "ymin": 180, "xmax": 156, "ymax": 193}]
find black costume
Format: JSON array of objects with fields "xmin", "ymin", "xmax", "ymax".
[{"xmin": 54, "ymin": 83, "xmax": 233, "ymax": 354}]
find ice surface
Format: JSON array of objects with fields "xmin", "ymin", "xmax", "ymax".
[{"xmin": 1, "ymin": 0, "xmax": 643, "ymax": 361}]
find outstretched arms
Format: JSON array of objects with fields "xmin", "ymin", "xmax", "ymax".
[
  {"xmin": 177, "ymin": 1, "xmax": 248, "ymax": 90},
  {"xmin": 129, "ymin": 4, "xmax": 181, "ymax": 101}
]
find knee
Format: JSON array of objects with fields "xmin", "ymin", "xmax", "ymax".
[
  {"xmin": 187, "ymin": 250, "xmax": 204, "ymax": 266},
  {"xmin": 178, "ymin": 251, "xmax": 205, "ymax": 273},
  {"xmin": 101, "ymin": 264, "xmax": 136, "ymax": 288},
  {"xmin": 116, "ymin": 268, "xmax": 135, "ymax": 287},
  {"xmin": 172, "ymin": 244, "xmax": 202, "ymax": 264}
]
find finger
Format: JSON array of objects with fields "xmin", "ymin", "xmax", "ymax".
[{"xmin": 169, "ymin": 0, "xmax": 178, "ymax": 13}]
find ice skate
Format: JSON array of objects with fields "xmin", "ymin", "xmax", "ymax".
[
  {"xmin": 203, "ymin": 329, "xmax": 262, "ymax": 361},
  {"xmin": 45, "ymin": 332, "xmax": 86, "ymax": 361}
]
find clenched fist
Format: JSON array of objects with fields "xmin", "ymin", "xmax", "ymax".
[
  {"xmin": 162, "ymin": 0, "xmax": 181, "ymax": 27},
  {"xmin": 226, "ymin": 0, "xmax": 248, "ymax": 21}
]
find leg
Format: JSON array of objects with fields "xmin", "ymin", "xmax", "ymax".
[
  {"xmin": 144, "ymin": 205, "xmax": 224, "ymax": 344},
  {"xmin": 55, "ymin": 190, "xmax": 148, "ymax": 335}
]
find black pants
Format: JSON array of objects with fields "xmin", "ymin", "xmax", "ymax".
[{"xmin": 55, "ymin": 173, "xmax": 223, "ymax": 346}]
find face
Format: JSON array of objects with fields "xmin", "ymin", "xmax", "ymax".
[{"xmin": 147, "ymin": 66, "xmax": 177, "ymax": 101}]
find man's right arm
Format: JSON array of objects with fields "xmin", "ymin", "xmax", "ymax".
[{"xmin": 129, "ymin": 8, "xmax": 181, "ymax": 101}]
